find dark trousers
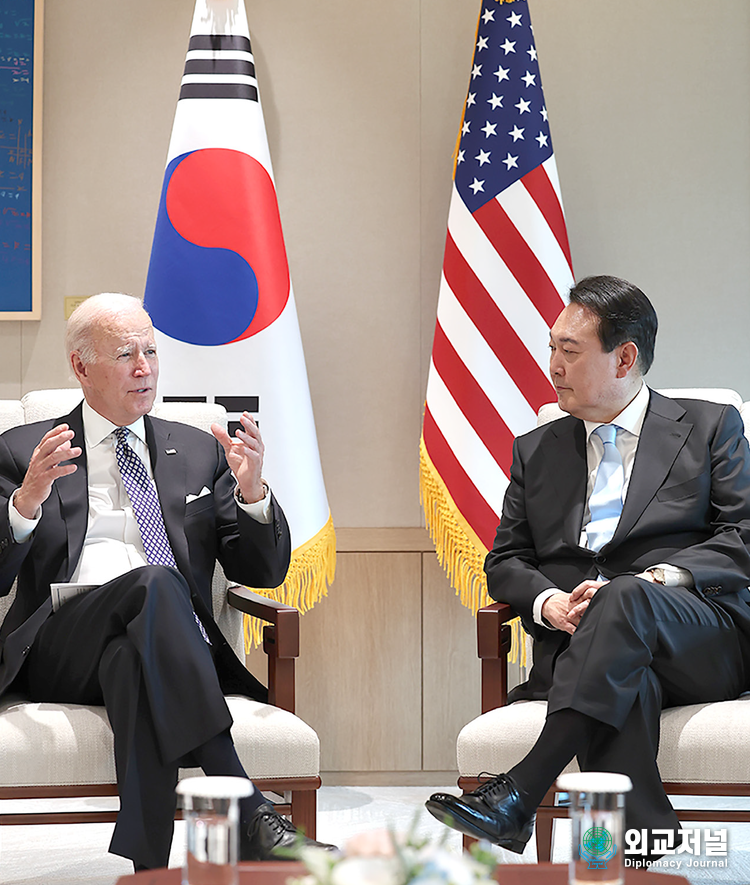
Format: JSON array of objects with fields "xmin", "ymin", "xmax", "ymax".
[
  {"xmin": 547, "ymin": 575, "xmax": 748, "ymax": 836},
  {"xmin": 25, "ymin": 566, "xmax": 233, "ymax": 869}
]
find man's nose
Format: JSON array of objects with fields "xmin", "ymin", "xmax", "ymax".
[{"xmin": 133, "ymin": 354, "xmax": 150, "ymax": 375}]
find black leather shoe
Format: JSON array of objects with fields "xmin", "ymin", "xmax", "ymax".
[
  {"xmin": 425, "ymin": 773, "xmax": 535, "ymax": 853},
  {"xmin": 240, "ymin": 802, "xmax": 338, "ymax": 860}
]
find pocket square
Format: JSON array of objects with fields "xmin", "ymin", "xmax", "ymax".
[{"xmin": 186, "ymin": 486, "xmax": 212, "ymax": 504}]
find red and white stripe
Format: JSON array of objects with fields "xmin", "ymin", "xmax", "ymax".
[{"xmin": 423, "ymin": 156, "xmax": 573, "ymax": 552}]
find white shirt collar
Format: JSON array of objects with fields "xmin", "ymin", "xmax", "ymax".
[
  {"xmin": 583, "ymin": 382, "xmax": 650, "ymax": 442},
  {"xmin": 82, "ymin": 399, "xmax": 148, "ymax": 448}
]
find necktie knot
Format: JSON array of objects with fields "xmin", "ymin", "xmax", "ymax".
[
  {"xmin": 114, "ymin": 426, "xmax": 130, "ymax": 447},
  {"xmin": 594, "ymin": 423, "xmax": 619, "ymax": 447}
]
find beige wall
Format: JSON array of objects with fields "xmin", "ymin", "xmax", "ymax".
[{"xmin": 5, "ymin": 0, "xmax": 750, "ymax": 530}]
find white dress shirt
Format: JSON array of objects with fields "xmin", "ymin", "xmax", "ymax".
[
  {"xmin": 532, "ymin": 384, "xmax": 693, "ymax": 628},
  {"xmin": 9, "ymin": 400, "xmax": 271, "ymax": 587}
]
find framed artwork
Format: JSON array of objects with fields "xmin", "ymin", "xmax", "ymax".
[{"xmin": 0, "ymin": 0, "xmax": 42, "ymax": 320}]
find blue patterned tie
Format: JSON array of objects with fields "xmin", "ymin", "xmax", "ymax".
[
  {"xmin": 586, "ymin": 424, "xmax": 624, "ymax": 552},
  {"xmin": 114, "ymin": 427, "xmax": 210, "ymax": 643}
]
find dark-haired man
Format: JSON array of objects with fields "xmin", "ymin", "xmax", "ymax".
[{"xmin": 427, "ymin": 276, "xmax": 750, "ymax": 858}]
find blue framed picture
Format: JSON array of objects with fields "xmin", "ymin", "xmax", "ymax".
[{"xmin": 0, "ymin": 0, "xmax": 42, "ymax": 319}]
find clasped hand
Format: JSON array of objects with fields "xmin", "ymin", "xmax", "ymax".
[
  {"xmin": 211, "ymin": 412, "xmax": 266, "ymax": 504},
  {"xmin": 541, "ymin": 579, "xmax": 607, "ymax": 634},
  {"xmin": 542, "ymin": 571, "xmax": 659, "ymax": 634}
]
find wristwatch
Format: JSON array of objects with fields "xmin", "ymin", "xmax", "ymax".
[{"xmin": 648, "ymin": 567, "xmax": 666, "ymax": 585}]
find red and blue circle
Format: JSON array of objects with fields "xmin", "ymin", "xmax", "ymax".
[{"xmin": 144, "ymin": 148, "xmax": 290, "ymax": 345}]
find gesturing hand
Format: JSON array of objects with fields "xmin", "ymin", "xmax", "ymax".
[
  {"xmin": 211, "ymin": 412, "xmax": 266, "ymax": 504},
  {"xmin": 13, "ymin": 424, "xmax": 82, "ymax": 519}
]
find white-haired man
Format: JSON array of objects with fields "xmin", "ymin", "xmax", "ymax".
[{"xmin": 0, "ymin": 294, "xmax": 333, "ymax": 869}]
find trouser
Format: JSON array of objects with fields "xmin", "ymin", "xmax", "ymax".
[
  {"xmin": 547, "ymin": 575, "xmax": 749, "ymax": 838},
  {"xmin": 25, "ymin": 565, "xmax": 233, "ymax": 869}
]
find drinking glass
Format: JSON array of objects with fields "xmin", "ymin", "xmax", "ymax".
[
  {"xmin": 556, "ymin": 772, "xmax": 632, "ymax": 885},
  {"xmin": 176, "ymin": 776, "xmax": 253, "ymax": 885}
]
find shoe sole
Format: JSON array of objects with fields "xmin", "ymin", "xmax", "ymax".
[{"xmin": 424, "ymin": 799, "xmax": 533, "ymax": 854}]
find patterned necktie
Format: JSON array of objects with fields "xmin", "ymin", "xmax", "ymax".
[
  {"xmin": 114, "ymin": 427, "xmax": 210, "ymax": 643},
  {"xmin": 586, "ymin": 424, "xmax": 625, "ymax": 552}
]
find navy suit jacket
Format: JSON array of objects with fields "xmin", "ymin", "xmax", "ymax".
[
  {"xmin": 0, "ymin": 402, "xmax": 292, "ymax": 700},
  {"xmin": 485, "ymin": 390, "xmax": 750, "ymax": 700}
]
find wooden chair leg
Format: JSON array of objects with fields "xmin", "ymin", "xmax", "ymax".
[
  {"xmin": 291, "ymin": 789, "xmax": 316, "ymax": 839},
  {"xmin": 534, "ymin": 809, "xmax": 554, "ymax": 862}
]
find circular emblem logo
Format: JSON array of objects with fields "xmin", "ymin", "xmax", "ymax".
[
  {"xmin": 582, "ymin": 826, "xmax": 613, "ymax": 858},
  {"xmin": 580, "ymin": 826, "xmax": 616, "ymax": 869}
]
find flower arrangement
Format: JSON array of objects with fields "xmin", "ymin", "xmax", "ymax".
[{"xmin": 292, "ymin": 821, "xmax": 499, "ymax": 885}]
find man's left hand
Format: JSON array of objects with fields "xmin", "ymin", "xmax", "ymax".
[{"xmin": 211, "ymin": 412, "xmax": 267, "ymax": 503}]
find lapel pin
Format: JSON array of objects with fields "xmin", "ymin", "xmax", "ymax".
[{"xmin": 165, "ymin": 448, "xmax": 178, "ymax": 455}]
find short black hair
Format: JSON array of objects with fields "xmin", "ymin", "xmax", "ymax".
[{"xmin": 568, "ymin": 275, "xmax": 658, "ymax": 374}]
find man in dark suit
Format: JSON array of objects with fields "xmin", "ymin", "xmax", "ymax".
[
  {"xmin": 427, "ymin": 276, "xmax": 750, "ymax": 858},
  {"xmin": 0, "ymin": 293, "xmax": 333, "ymax": 869}
]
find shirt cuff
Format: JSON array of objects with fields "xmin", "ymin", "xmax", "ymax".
[
  {"xmin": 649, "ymin": 563, "xmax": 695, "ymax": 588},
  {"xmin": 533, "ymin": 587, "xmax": 561, "ymax": 628},
  {"xmin": 9, "ymin": 489, "xmax": 40, "ymax": 543},
  {"xmin": 234, "ymin": 485, "xmax": 272, "ymax": 525}
]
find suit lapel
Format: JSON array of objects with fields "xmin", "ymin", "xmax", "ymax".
[
  {"xmin": 543, "ymin": 416, "xmax": 588, "ymax": 548},
  {"xmin": 145, "ymin": 416, "xmax": 191, "ymax": 576},
  {"xmin": 54, "ymin": 403, "xmax": 90, "ymax": 579},
  {"xmin": 610, "ymin": 390, "xmax": 690, "ymax": 545}
]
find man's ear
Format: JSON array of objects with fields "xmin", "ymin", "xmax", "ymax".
[
  {"xmin": 615, "ymin": 341, "xmax": 639, "ymax": 378},
  {"xmin": 70, "ymin": 352, "xmax": 88, "ymax": 385}
]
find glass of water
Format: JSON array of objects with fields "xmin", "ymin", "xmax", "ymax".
[
  {"xmin": 556, "ymin": 772, "xmax": 632, "ymax": 885},
  {"xmin": 176, "ymin": 776, "xmax": 253, "ymax": 885}
]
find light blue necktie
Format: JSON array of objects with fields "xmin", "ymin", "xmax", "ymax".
[
  {"xmin": 114, "ymin": 427, "xmax": 210, "ymax": 644},
  {"xmin": 586, "ymin": 424, "xmax": 624, "ymax": 552}
]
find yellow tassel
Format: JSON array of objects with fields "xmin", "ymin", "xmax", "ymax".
[
  {"xmin": 420, "ymin": 435, "xmax": 526, "ymax": 667},
  {"xmin": 242, "ymin": 514, "xmax": 336, "ymax": 650}
]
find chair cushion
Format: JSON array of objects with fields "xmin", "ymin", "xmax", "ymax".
[
  {"xmin": 457, "ymin": 696, "xmax": 750, "ymax": 784},
  {"xmin": 0, "ymin": 694, "xmax": 319, "ymax": 787}
]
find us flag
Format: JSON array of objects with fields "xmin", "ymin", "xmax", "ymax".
[{"xmin": 420, "ymin": 0, "xmax": 574, "ymax": 612}]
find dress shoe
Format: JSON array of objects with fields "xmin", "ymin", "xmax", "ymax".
[
  {"xmin": 425, "ymin": 773, "xmax": 535, "ymax": 853},
  {"xmin": 240, "ymin": 802, "xmax": 338, "ymax": 860}
]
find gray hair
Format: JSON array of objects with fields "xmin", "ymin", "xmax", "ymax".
[{"xmin": 66, "ymin": 293, "xmax": 152, "ymax": 365}]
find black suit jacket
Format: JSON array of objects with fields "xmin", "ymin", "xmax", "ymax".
[
  {"xmin": 485, "ymin": 390, "xmax": 750, "ymax": 700},
  {"xmin": 0, "ymin": 403, "xmax": 292, "ymax": 700}
]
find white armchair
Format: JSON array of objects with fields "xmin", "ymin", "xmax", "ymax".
[
  {"xmin": 456, "ymin": 388, "xmax": 750, "ymax": 860},
  {"xmin": 0, "ymin": 390, "xmax": 321, "ymax": 837}
]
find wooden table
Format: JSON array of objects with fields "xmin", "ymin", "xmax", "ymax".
[{"xmin": 116, "ymin": 861, "xmax": 690, "ymax": 884}]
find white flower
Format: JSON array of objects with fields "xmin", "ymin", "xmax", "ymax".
[{"xmin": 330, "ymin": 856, "xmax": 402, "ymax": 885}]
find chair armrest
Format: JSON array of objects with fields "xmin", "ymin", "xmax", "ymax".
[
  {"xmin": 477, "ymin": 602, "xmax": 515, "ymax": 714},
  {"xmin": 226, "ymin": 587, "xmax": 299, "ymax": 714}
]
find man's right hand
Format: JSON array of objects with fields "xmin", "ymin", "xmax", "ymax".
[
  {"xmin": 13, "ymin": 424, "xmax": 82, "ymax": 519},
  {"xmin": 541, "ymin": 579, "xmax": 608, "ymax": 634}
]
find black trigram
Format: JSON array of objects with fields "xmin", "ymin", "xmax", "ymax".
[
  {"xmin": 163, "ymin": 395, "xmax": 259, "ymax": 435},
  {"xmin": 180, "ymin": 34, "xmax": 258, "ymax": 101}
]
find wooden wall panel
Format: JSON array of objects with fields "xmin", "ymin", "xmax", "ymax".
[
  {"xmin": 294, "ymin": 550, "xmax": 423, "ymax": 772},
  {"xmin": 421, "ymin": 552, "xmax": 480, "ymax": 771},
  {"xmin": 245, "ymin": 529, "xmax": 496, "ymax": 781}
]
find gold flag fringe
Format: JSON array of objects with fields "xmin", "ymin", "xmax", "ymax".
[
  {"xmin": 242, "ymin": 513, "xmax": 336, "ymax": 650},
  {"xmin": 419, "ymin": 435, "xmax": 527, "ymax": 667}
]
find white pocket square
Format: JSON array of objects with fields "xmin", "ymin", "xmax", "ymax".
[{"xmin": 186, "ymin": 486, "xmax": 211, "ymax": 504}]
